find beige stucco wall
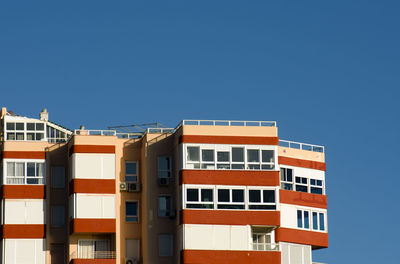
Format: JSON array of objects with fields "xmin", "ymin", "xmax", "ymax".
[
  {"xmin": 278, "ymin": 146, "xmax": 325, "ymax": 163},
  {"xmin": 181, "ymin": 125, "xmax": 278, "ymax": 137}
]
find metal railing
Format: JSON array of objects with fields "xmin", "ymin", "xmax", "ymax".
[
  {"xmin": 70, "ymin": 251, "xmax": 116, "ymax": 259},
  {"xmin": 279, "ymin": 139, "xmax": 324, "ymax": 153},
  {"xmin": 251, "ymin": 243, "xmax": 280, "ymax": 251},
  {"xmin": 178, "ymin": 119, "xmax": 276, "ymax": 128},
  {"xmin": 146, "ymin": 127, "xmax": 174, "ymax": 134},
  {"xmin": 74, "ymin": 129, "xmax": 116, "ymax": 136}
]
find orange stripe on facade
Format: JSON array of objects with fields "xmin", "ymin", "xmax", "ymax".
[
  {"xmin": 280, "ymin": 189, "xmax": 327, "ymax": 209},
  {"xmin": 275, "ymin": 228, "xmax": 328, "ymax": 249},
  {"xmin": 181, "ymin": 210, "xmax": 280, "ymax": 226},
  {"xmin": 180, "ymin": 135, "xmax": 279, "ymax": 145},
  {"xmin": 2, "ymin": 151, "xmax": 45, "ymax": 159},
  {"xmin": 279, "ymin": 156, "xmax": 326, "ymax": 171},
  {"xmin": 2, "ymin": 185, "xmax": 45, "ymax": 199},
  {"xmin": 181, "ymin": 170, "xmax": 279, "ymax": 186},
  {"xmin": 70, "ymin": 179, "xmax": 115, "ymax": 194},
  {"xmin": 70, "ymin": 260, "xmax": 116, "ymax": 264},
  {"xmin": 70, "ymin": 219, "xmax": 116, "ymax": 234},
  {"xmin": 2, "ymin": 224, "xmax": 45, "ymax": 238},
  {"xmin": 182, "ymin": 250, "xmax": 281, "ymax": 264},
  {"xmin": 69, "ymin": 145, "xmax": 115, "ymax": 156}
]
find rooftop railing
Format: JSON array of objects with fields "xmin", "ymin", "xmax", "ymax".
[
  {"xmin": 73, "ymin": 128, "xmax": 174, "ymax": 138},
  {"xmin": 251, "ymin": 243, "xmax": 280, "ymax": 251},
  {"xmin": 279, "ymin": 139, "xmax": 324, "ymax": 153},
  {"xmin": 177, "ymin": 119, "xmax": 277, "ymax": 128}
]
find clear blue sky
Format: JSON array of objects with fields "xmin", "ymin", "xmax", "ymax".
[{"xmin": 1, "ymin": 1, "xmax": 399, "ymax": 262}]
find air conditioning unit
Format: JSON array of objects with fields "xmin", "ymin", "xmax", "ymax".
[
  {"xmin": 157, "ymin": 177, "xmax": 169, "ymax": 186},
  {"xmin": 125, "ymin": 258, "xmax": 138, "ymax": 264},
  {"xmin": 120, "ymin": 182, "xmax": 127, "ymax": 191},
  {"xmin": 127, "ymin": 183, "xmax": 141, "ymax": 192}
]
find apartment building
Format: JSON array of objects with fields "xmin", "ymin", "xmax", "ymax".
[{"xmin": 0, "ymin": 107, "xmax": 328, "ymax": 264}]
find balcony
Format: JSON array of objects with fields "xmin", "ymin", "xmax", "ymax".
[
  {"xmin": 279, "ymin": 139, "xmax": 324, "ymax": 153},
  {"xmin": 178, "ymin": 119, "xmax": 276, "ymax": 127},
  {"xmin": 251, "ymin": 242, "xmax": 280, "ymax": 251}
]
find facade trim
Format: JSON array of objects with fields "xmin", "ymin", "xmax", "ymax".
[
  {"xmin": 70, "ymin": 179, "xmax": 115, "ymax": 194},
  {"xmin": 181, "ymin": 250, "xmax": 281, "ymax": 264},
  {"xmin": 2, "ymin": 224, "xmax": 46, "ymax": 238},
  {"xmin": 69, "ymin": 145, "xmax": 116, "ymax": 156},
  {"xmin": 278, "ymin": 156, "xmax": 326, "ymax": 171},
  {"xmin": 2, "ymin": 185, "xmax": 45, "ymax": 199},
  {"xmin": 275, "ymin": 227, "xmax": 328, "ymax": 249},
  {"xmin": 2, "ymin": 151, "xmax": 45, "ymax": 159},
  {"xmin": 279, "ymin": 189, "xmax": 327, "ymax": 209},
  {"xmin": 70, "ymin": 219, "xmax": 116, "ymax": 234}
]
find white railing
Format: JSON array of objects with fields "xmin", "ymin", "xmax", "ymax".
[
  {"xmin": 279, "ymin": 139, "xmax": 324, "ymax": 153},
  {"xmin": 146, "ymin": 128, "xmax": 174, "ymax": 134},
  {"xmin": 70, "ymin": 251, "xmax": 116, "ymax": 259},
  {"xmin": 178, "ymin": 119, "xmax": 276, "ymax": 128},
  {"xmin": 251, "ymin": 243, "xmax": 280, "ymax": 251},
  {"xmin": 74, "ymin": 129, "xmax": 116, "ymax": 136}
]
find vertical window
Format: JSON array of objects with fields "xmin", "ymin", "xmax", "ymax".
[
  {"xmin": 312, "ymin": 212, "xmax": 318, "ymax": 230},
  {"xmin": 158, "ymin": 234, "xmax": 173, "ymax": 257},
  {"xmin": 125, "ymin": 161, "xmax": 138, "ymax": 182},
  {"xmin": 231, "ymin": 147, "xmax": 244, "ymax": 169},
  {"xmin": 251, "ymin": 227, "xmax": 276, "ymax": 251},
  {"xmin": 312, "ymin": 212, "xmax": 326, "ymax": 231},
  {"xmin": 126, "ymin": 239, "xmax": 140, "ymax": 260},
  {"xmin": 247, "ymin": 149, "xmax": 260, "ymax": 170},
  {"xmin": 248, "ymin": 189, "xmax": 276, "ymax": 210},
  {"xmin": 201, "ymin": 149, "xmax": 215, "ymax": 169},
  {"xmin": 51, "ymin": 205, "xmax": 65, "ymax": 227},
  {"xmin": 297, "ymin": 209, "xmax": 310, "ymax": 229},
  {"xmin": 297, "ymin": 210, "xmax": 303, "ymax": 228},
  {"xmin": 158, "ymin": 156, "xmax": 172, "ymax": 178},
  {"xmin": 51, "ymin": 166, "xmax": 65, "ymax": 188},
  {"xmin": 187, "ymin": 147, "xmax": 200, "ymax": 168},
  {"xmin": 261, "ymin": 150, "xmax": 274, "ymax": 169},
  {"xmin": 319, "ymin": 213, "xmax": 325, "ymax": 231},
  {"xmin": 303, "ymin": 211, "xmax": 309, "ymax": 229},
  {"xmin": 158, "ymin": 196, "xmax": 172, "ymax": 217},
  {"xmin": 126, "ymin": 201, "xmax": 138, "ymax": 222},
  {"xmin": 280, "ymin": 168, "xmax": 293, "ymax": 190},
  {"xmin": 216, "ymin": 151, "xmax": 230, "ymax": 169}
]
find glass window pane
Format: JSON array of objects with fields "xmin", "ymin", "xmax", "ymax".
[
  {"xmin": 262, "ymin": 150, "xmax": 274, "ymax": 162},
  {"xmin": 201, "ymin": 189, "xmax": 213, "ymax": 202},
  {"xmin": 310, "ymin": 179, "xmax": 316, "ymax": 185},
  {"xmin": 187, "ymin": 189, "xmax": 198, "ymax": 202},
  {"xmin": 313, "ymin": 212, "xmax": 318, "ymax": 230},
  {"xmin": 217, "ymin": 152, "xmax": 229, "ymax": 162},
  {"xmin": 319, "ymin": 213, "xmax": 325, "ymax": 231},
  {"xmin": 311, "ymin": 187, "xmax": 323, "ymax": 194},
  {"xmin": 232, "ymin": 190, "xmax": 244, "ymax": 202},
  {"xmin": 36, "ymin": 123, "xmax": 44, "ymax": 131},
  {"xmin": 16, "ymin": 133, "xmax": 24, "ymax": 140},
  {"xmin": 302, "ymin": 178, "xmax": 307, "ymax": 184},
  {"xmin": 232, "ymin": 148, "xmax": 244, "ymax": 162},
  {"xmin": 27, "ymin": 123, "xmax": 35, "ymax": 130},
  {"xmin": 7, "ymin": 162, "xmax": 15, "ymax": 176},
  {"xmin": 15, "ymin": 123, "xmax": 24, "ymax": 130},
  {"xmin": 296, "ymin": 185, "xmax": 308, "ymax": 193},
  {"xmin": 304, "ymin": 211, "xmax": 309, "ymax": 228},
  {"xmin": 158, "ymin": 157, "xmax": 170, "ymax": 170},
  {"xmin": 27, "ymin": 133, "xmax": 35, "ymax": 140},
  {"xmin": 317, "ymin": 180, "xmax": 322, "ymax": 186},
  {"xmin": 249, "ymin": 190, "xmax": 261, "ymax": 203},
  {"xmin": 6, "ymin": 122, "xmax": 15, "ymax": 130},
  {"xmin": 36, "ymin": 133, "xmax": 44, "ymax": 140},
  {"xmin": 27, "ymin": 163, "xmax": 36, "ymax": 176},
  {"xmin": 247, "ymin": 150, "xmax": 259, "ymax": 162},
  {"xmin": 7, "ymin": 133, "xmax": 15, "ymax": 140},
  {"xmin": 280, "ymin": 168, "xmax": 285, "ymax": 181},
  {"xmin": 126, "ymin": 162, "xmax": 137, "ymax": 175},
  {"xmin": 297, "ymin": 210, "xmax": 303, "ymax": 228},
  {"xmin": 15, "ymin": 163, "xmax": 25, "ymax": 176},
  {"xmin": 295, "ymin": 177, "xmax": 301, "ymax": 183},
  {"xmin": 287, "ymin": 169, "xmax": 293, "ymax": 181},
  {"xmin": 187, "ymin": 147, "xmax": 200, "ymax": 162},
  {"xmin": 263, "ymin": 190, "xmax": 275, "ymax": 203},
  {"xmin": 202, "ymin": 150, "xmax": 214, "ymax": 162},
  {"xmin": 37, "ymin": 163, "xmax": 44, "ymax": 177},
  {"xmin": 231, "ymin": 164, "xmax": 244, "ymax": 169},
  {"xmin": 218, "ymin": 189, "xmax": 230, "ymax": 202}
]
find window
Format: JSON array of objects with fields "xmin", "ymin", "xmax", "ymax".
[
  {"xmin": 6, "ymin": 161, "xmax": 45, "ymax": 185},
  {"xmin": 6, "ymin": 122, "xmax": 25, "ymax": 140},
  {"xmin": 158, "ymin": 196, "xmax": 172, "ymax": 217},
  {"xmin": 78, "ymin": 240, "xmax": 111, "ymax": 259},
  {"xmin": 51, "ymin": 205, "xmax": 65, "ymax": 227},
  {"xmin": 248, "ymin": 189, "xmax": 276, "ymax": 210},
  {"xmin": 126, "ymin": 201, "xmax": 138, "ymax": 222},
  {"xmin": 312, "ymin": 212, "xmax": 326, "ymax": 231},
  {"xmin": 158, "ymin": 234, "xmax": 173, "ymax": 257},
  {"xmin": 251, "ymin": 227, "xmax": 277, "ymax": 251},
  {"xmin": 217, "ymin": 188, "xmax": 245, "ymax": 209},
  {"xmin": 297, "ymin": 210, "xmax": 310, "ymax": 229},
  {"xmin": 158, "ymin": 156, "xmax": 172, "ymax": 178},
  {"xmin": 310, "ymin": 179, "xmax": 323, "ymax": 194},
  {"xmin": 295, "ymin": 177, "xmax": 308, "ymax": 193},
  {"xmin": 280, "ymin": 168, "xmax": 293, "ymax": 190},
  {"xmin": 186, "ymin": 187, "xmax": 213, "ymax": 209},
  {"xmin": 185, "ymin": 145, "xmax": 275, "ymax": 171},
  {"xmin": 126, "ymin": 239, "xmax": 140, "ymax": 260},
  {"xmin": 51, "ymin": 166, "xmax": 65, "ymax": 188},
  {"xmin": 125, "ymin": 161, "xmax": 138, "ymax": 182}
]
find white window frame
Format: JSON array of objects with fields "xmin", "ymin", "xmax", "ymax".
[
  {"xmin": 248, "ymin": 187, "xmax": 277, "ymax": 210},
  {"xmin": 295, "ymin": 176, "xmax": 308, "ymax": 193},
  {"xmin": 251, "ymin": 227, "xmax": 277, "ymax": 251},
  {"xmin": 280, "ymin": 167, "xmax": 294, "ymax": 191},
  {"xmin": 4, "ymin": 159, "xmax": 46, "ymax": 185},
  {"xmin": 184, "ymin": 185, "xmax": 214, "ymax": 209},
  {"xmin": 216, "ymin": 186, "xmax": 246, "ymax": 210},
  {"xmin": 312, "ymin": 211, "xmax": 326, "ymax": 231},
  {"xmin": 297, "ymin": 209, "xmax": 310, "ymax": 230},
  {"xmin": 78, "ymin": 239, "xmax": 111, "ymax": 259},
  {"xmin": 310, "ymin": 178, "xmax": 324, "ymax": 195}
]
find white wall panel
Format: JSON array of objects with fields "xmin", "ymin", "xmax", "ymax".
[
  {"xmin": 72, "ymin": 153, "xmax": 115, "ymax": 179},
  {"xmin": 184, "ymin": 224, "xmax": 249, "ymax": 251},
  {"xmin": 4, "ymin": 200, "xmax": 45, "ymax": 224},
  {"xmin": 279, "ymin": 165, "xmax": 325, "ymax": 181},
  {"xmin": 4, "ymin": 239, "xmax": 45, "ymax": 264},
  {"xmin": 280, "ymin": 204, "xmax": 327, "ymax": 230},
  {"xmin": 280, "ymin": 242, "xmax": 311, "ymax": 264},
  {"xmin": 75, "ymin": 194, "xmax": 115, "ymax": 219}
]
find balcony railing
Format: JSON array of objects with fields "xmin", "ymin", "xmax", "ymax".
[
  {"xmin": 251, "ymin": 243, "xmax": 280, "ymax": 251},
  {"xmin": 279, "ymin": 139, "xmax": 324, "ymax": 153},
  {"xmin": 70, "ymin": 251, "xmax": 116, "ymax": 259},
  {"xmin": 177, "ymin": 119, "xmax": 277, "ymax": 128}
]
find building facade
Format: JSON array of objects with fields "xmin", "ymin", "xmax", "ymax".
[{"xmin": 0, "ymin": 107, "xmax": 328, "ymax": 264}]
